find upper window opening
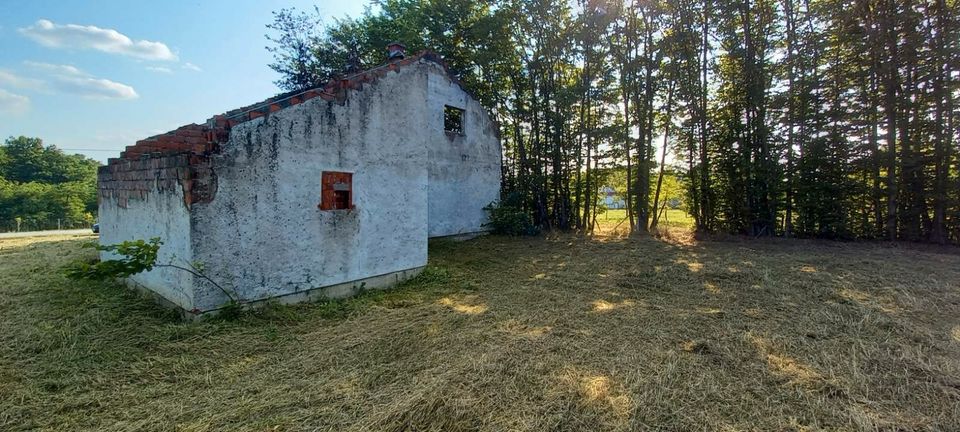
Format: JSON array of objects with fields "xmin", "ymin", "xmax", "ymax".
[
  {"xmin": 319, "ymin": 171, "xmax": 354, "ymax": 210},
  {"xmin": 444, "ymin": 105, "xmax": 465, "ymax": 135}
]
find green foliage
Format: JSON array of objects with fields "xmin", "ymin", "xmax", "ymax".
[
  {"xmin": 265, "ymin": 0, "xmax": 515, "ymax": 110},
  {"xmin": 484, "ymin": 194, "xmax": 538, "ymax": 236},
  {"xmin": 405, "ymin": 265, "xmax": 450, "ymax": 285},
  {"xmin": 1, "ymin": 136, "xmax": 99, "ymax": 184},
  {"xmin": 65, "ymin": 238, "xmax": 240, "ymax": 309},
  {"xmin": 0, "ymin": 136, "xmax": 99, "ymax": 231},
  {"xmin": 66, "ymin": 238, "xmax": 162, "ymax": 281},
  {"xmin": 266, "ymin": 0, "xmax": 960, "ymax": 244}
]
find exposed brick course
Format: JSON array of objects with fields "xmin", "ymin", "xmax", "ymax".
[{"xmin": 98, "ymin": 153, "xmax": 217, "ymax": 208}]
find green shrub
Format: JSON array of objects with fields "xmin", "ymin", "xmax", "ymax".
[
  {"xmin": 65, "ymin": 237, "xmax": 240, "ymax": 309},
  {"xmin": 66, "ymin": 238, "xmax": 162, "ymax": 280},
  {"xmin": 483, "ymin": 195, "xmax": 538, "ymax": 236}
]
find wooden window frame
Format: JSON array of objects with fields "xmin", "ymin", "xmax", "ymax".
[{"xmin": 319, "ymin": 171, "xmax": 354, "ymax": 210}]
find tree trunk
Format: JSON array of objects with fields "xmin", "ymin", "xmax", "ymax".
[
  {"xmin": 881, "ymin": 0, "xmax": 899, "ymax": 240},
  {"xmin": 698, "ymin": 0, "xmax": 712, "ymax": 232},
  {"xmin": 930, "ymin": 0, "xmax": 950, "ymax": 243},
  {"xmin": 783, "ymin": 0, "xmax": 796, "ymax": 237},
  {"xmin": 650, "ymin": 81, "xmax": 675, "ymax": 231}
]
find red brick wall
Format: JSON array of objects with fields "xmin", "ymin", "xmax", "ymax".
[{"xmin": 98, "ymin": 152, "xmax": 218, "ymax": 209}]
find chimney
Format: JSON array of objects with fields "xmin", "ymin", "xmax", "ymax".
[{"xmin": 386, "ymin": 42, "xmax": 406, "ymax": 61}]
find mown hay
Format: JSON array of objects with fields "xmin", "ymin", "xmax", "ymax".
[{"xmin": 1, "ymin": 233, "xmax": 959, "ymax": 431}]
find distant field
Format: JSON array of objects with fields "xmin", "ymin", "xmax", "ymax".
[
  {"xmin": 594, "ymin": 208, "xmax": 694, "ymax": 234},
  {"xmin": 2, "ymin": 233, "xmax": 959, "ymax": 430},
  {"xmin": 0, "ymin": 229, "xmax": 92, "ymax": 239}
]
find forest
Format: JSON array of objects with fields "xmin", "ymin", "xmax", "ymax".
[
  {"xmin": 266, "ymin": 0, "xmax": 959, "ymax": 244},
  {"xmin": 0, "ymin": 136, "xmax": 99, "ymax": 232}
]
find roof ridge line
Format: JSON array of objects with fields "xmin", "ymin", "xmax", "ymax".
[
  {"xmin": 216, "ymin": 51, "xmax": 437, "ymax": 123},
  {"xmin": 110, "ymin": 50, "xmax": 457, "ymax": 165}
]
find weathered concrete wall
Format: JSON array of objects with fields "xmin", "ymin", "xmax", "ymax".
[
  {"xmin": 424, "ymin": 65, "xmax": 502, "ymax": 237},
  {"xmin": 97, "ymin": 153, "xmax": 219, "ymax": 312},
  {"xmin": 188, "ymin": 65, "xmax": 431, "ymax": 311},
  {"xmin": 97, "ymin": 55, "xmax": 502, "ymax": 314},
  {"xmin": 98, "ymin": 188, "xmax": 195, "ymax": 311}
]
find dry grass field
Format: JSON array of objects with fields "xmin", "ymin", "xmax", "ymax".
[{"xmin": 1, "ymin": 231, "xmax": 959, "ymax": 431}]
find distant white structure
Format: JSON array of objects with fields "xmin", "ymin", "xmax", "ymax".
[
  {"xmin": 600, "ymin": 186, "xmax": 625, "ymax": 209},
  {"xmin": 97, "ymin": 47, "xmax": 501, "ymax": 317}
]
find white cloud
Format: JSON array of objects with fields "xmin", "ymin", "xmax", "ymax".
[
  {"xmin": 146, "ymin": 66, "xmax": 173, "ymax": 74},
  {"xmin": 24, "ymin": 61, "xmax": 138, "ymax": 100},
  {"xmin": 24, "ymin": 61, "xmax": 83, "ymax": 76},
  {"xmin": 0, "ymin": 69, "xmax": 46, "ymax": 91},
  {"xmin": 19, "ymin": 19, "xmax": 178, "ymax": 61},
  {"xmin": 0, "ymin": 89, "xmax": 30, "ymax": 114},
  {"xmin": 182, "ymin": 62, "xmax": 202, "ymax": 72},
  {"xmin": 57, "ymin": 76, "xmax": 138, "ymax": 100}
]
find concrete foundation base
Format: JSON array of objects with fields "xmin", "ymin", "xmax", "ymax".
[
  {"xmin": 125, "ymin": 266, "xmax": 426, "ymax": 320},
  {"xmin": 433, "ymin": 230, "xmax": 489, "ymax": 242}
]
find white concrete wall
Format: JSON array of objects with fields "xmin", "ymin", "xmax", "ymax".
[
  {"xmin": 98, "ymin": 190, "xmax": 195, "ymax": 310},
  {"xmin": 99, "ymin": 59, "xmax": 502, "ymax": 313},
  {"xmin": 188, "ymin": 65, "xmax": 431, "ymax": 311},
  {"xmin": 424, "ymin": 65, "xmax": 502, "ymax": 237}
]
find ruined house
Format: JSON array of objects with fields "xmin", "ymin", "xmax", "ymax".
[{"xmin": 97, "ymin": 46, "xmax": 502, "ymax": 316}]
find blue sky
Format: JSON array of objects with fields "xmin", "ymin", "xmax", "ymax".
[{"xmin": 0, "ymin": 1, "xmax": 368, "ymax": 162}]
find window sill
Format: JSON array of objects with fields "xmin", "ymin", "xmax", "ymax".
[{"xmin": 317, "ymin": 205, "xmax": 356, "ymax": 211}]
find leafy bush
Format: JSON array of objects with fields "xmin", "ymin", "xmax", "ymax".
[
  {"xmin": 484, "ymin": 195, "xmax": 538, "ymax": 236},
  {"xmin": 66, "ymin": 238, "xmax": 162, "ymax": 280},
  {"xmin": 66, "ymin": 237, "xmax": 239, "ymax": 307}
]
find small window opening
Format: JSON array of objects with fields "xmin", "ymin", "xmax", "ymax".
[
  {"xmin": 444, "ymin": 105, "xmax": 464, "ymax": 135},
  {"xmin": 319, "ymin": 171, "xmax": 353, "ymax": 210},
  {"xmin": 334, "ymin": 190, "xmax": 350, "ymax": 209}
]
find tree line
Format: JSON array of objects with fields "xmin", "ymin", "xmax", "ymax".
[
  {"xmin": 0, "ymin": 136, "xmax": 99, "ymax": 232},
  {"xmin": 266, "ymin": 0, "xmax": 959, "ymax": 243}
]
